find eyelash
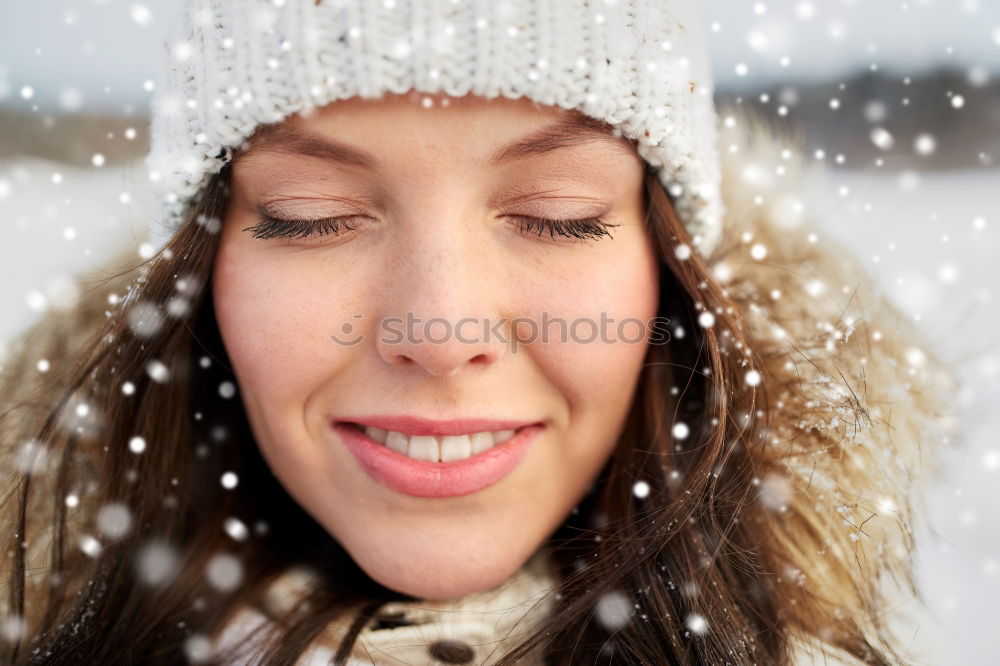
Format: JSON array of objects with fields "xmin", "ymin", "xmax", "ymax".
[
  {"xmin": 242, "ymin": 216, "xmax": 363, "ymax": 240},
  {"xmin": 242, "ymin": 215, "xmax": 620, "ymax": 242}
]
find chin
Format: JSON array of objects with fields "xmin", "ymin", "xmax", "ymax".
[{"xmin": 346, "ymin": 535, "xmax": 528, "ymax": 601}]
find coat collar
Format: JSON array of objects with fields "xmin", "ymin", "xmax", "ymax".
[{"xmin": 215, "ymin": 548, "xmax": 560, "ymax": 665}]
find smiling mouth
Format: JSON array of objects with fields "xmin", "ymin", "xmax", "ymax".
[
  {"xmin": 338, "ymin": 421, "xmax": 534, "ymax": 464},
  {"xmin": 333, "ymin": 420, "xmax": 545, "ymax": 497}
]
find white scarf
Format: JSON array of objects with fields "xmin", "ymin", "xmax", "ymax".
[{"xmin": 213, "ymin": 549, "xmax": 559, "ymax": 665}]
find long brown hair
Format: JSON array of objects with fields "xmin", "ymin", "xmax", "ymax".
[{"xmin": 0, "ymin": 106, "xmax": 946, "ymax": 664}]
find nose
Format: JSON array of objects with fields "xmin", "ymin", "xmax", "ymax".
[
  {"xmin": 374, "ymin": 231, "xmax": 510, "ymax": 378},
  {"xmin": 379, "ymin": 324, "xmax": 505, "ymax": 377}
]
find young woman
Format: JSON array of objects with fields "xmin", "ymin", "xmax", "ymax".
[{"xmin": 1, "ymin": 1, "xmax": 958, "ymax": 664}]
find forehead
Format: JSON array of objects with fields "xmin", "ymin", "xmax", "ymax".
[{"xmin": 235, "ymin": 92, "xmax": 640, "ymax": 171}]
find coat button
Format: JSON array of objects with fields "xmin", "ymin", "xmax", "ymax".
[
  {"xmin": 371, "ymin": 611, "xmax": 416, "ymax": 630},
  {"xmin": 428, "ymin": 639, "xmax": 475, "ymax": 664}
]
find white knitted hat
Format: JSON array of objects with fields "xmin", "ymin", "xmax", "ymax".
[{"xmin": 145, "ymin": 0, "xmax": 725, "ymax": 256}]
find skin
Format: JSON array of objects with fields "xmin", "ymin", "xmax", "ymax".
[{"xmin": 212, "ymin": 91, "xmax": 660, "ymax": 601}]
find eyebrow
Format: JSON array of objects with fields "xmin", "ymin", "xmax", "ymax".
[{"xmin": 238, "ymin": 113, "xmax": 637, "ymax": 170}]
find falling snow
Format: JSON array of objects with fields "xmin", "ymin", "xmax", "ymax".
[
  {"xmin": 685, "ymin": 612, "xmax": 709, "ymax": 635},
  {"xmin": 80, "ymin": 535, "xmax": 101, "ymax": 557},
  {"xmin": 594, "ymin": 590, "xmax": 634, "ymax": 632},
  {"xmin": 136, "ymin": 540, "xmax": 181, "ymax": 587},
  {"xmin": 13, "ymin": 440, "xmax": 49, "ymax": 475},
  {"xmin": 221, "ymin": 471, "xmax": 239, "ymax": 489},
  {"xmin": 206, "ymin": 553, "xmax": 244, "ymax": 592},
  {"xmin": 0, "ymin": 616, "xmax": 27, "ymax": 644},
  {"xmin": 129, "ymin": 4, "xmax": 154, "ymax": 27},
  {"xmin": 127, "ymin": 300, "xmax": 165, "ymax": 338},
  {"xmin": 757, "ymin": 472, "xmax": 794, "ymax": 513},
  {"xmin": 146, "ymin": 359, "xmax": 170, "ymax": 383},
  {"xmin": 224, "ymin": 518, "xmax": 249, "ymax": 542},
  {"xmin": 96, "ymin": 502, "xmax": 133, "ymax": 540},
  {"xmin": 184, "ymin": 634, "xmax": 214, "ymax": 663}
]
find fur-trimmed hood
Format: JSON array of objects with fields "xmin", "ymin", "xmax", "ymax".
[{"xmin": 0, "ymin": 104, "xmax": 960, "ymax": 665}]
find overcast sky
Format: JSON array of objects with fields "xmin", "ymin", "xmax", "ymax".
[{"xmin": 1, "ymin": 0, "xmax": 998, "ymax": 114}]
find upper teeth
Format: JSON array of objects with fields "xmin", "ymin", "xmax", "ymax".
[{"xmin": 363, "ymin": 426, "xmax": 517, "ymax": 462}]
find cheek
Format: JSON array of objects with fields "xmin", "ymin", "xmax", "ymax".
[
  {"xmin": 500, "ymin": 236, "xmax": 660, "ymax": 522},
  {"xmin": 521, "ymin": 236, "xmax": 660, "ymax": 417},
  {"xmin": 213, "ymin": 254, "xmax": 292, "ymax": 398},
  {"xmin": 210, "ymin": 244, "xmax": 356, "ymax": 433}
]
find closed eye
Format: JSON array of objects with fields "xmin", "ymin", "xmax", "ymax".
[
  {"xmin": 242, "ymin": 215, "xmax": 621, "ymax": 242},
  {"xmin": 511, "ymin": 215, "xmax": 620, "ymax": 241},
  {"xmin": 242, "ymin": 216, "xmax": 363, "ymax": 240}
]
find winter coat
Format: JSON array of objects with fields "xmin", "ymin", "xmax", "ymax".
[{"xmin": 0, "ymin": 104, "xmax": 960, "ymax": 665}]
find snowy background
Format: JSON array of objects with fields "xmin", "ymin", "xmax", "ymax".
[{"xmin": 1, "ymin": 1, "xmax": 998, "ymax": 663}]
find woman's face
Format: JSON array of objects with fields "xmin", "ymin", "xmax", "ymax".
[{"xmin": 213, "ymin": 92, "xmax": 660, "ymax": 600}]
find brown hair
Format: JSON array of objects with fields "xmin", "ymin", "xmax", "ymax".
[{"xmin": 0, "ymin": 106, "xmax": 949, "ymax": 664}]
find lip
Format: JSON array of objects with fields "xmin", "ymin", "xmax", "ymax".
[
  {"xmin": 332, "ymin": 421, "xmax": 545, "ymax": 498},
  {"xmin": 336, "ymin": 415, "xmax": 539, "ymax": 437}
]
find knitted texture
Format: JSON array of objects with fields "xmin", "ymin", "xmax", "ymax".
[{"xmin": 145, "ymin": 0, "xmax": 725, "ymax": 255}]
